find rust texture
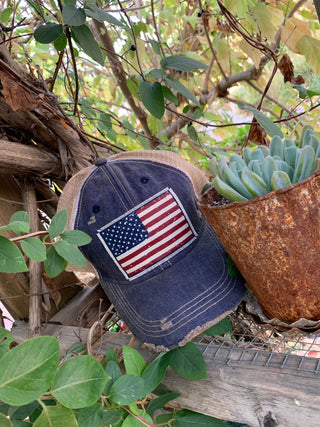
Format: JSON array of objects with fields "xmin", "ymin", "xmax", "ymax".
[{"xmin": 199, "ymin": 171, "xmax": 320, "ymax": 323}]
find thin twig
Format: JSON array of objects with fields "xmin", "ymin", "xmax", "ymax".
[
  {"xmin": 116, "ymin": 0, "xmax": 145, "ymax": 80},
  {"xmin": 151, "ymin": 0, "xmax": 165, "ymax": 57}
]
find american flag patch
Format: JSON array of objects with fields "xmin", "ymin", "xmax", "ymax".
[{"xmin": 97, "ymin": 188, "xmax": 197, "ymax": 280}]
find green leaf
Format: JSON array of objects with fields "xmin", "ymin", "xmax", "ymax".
[
  {"xmin": 175, "ymin": 409, "xmax": 225, "ymax": 427},
  {"xmin": 20, "ymin": 238, "xmax": 46, "ymax": 262},
  {"xmin": 160, "ymin": 55, "xmax": 208, "ymax": 71},
  {"xmin": 162, "ymin": 85, "xmax": 179, "ymax": 105},
  {"xmin": 187, "ymin": 123, "xmax": 199, "ymax": 143},
  {"xmin": 0, "ymin": 236, "xmax": 28, "ymax": 273},
  {"xmin": 297, "ymin": 35, "xmax": 320, "ymax": 76},
  {"xmin": 156, "ymin": 413, "xmax": 175, "ymax": 425},
  {"xmin": 105, "ymin": 360, "xmax": 122, "ymax": 382},
  {"xmin": 60, "ymin": 230, "xmax": 92, "ymax": 246},
  {"xmin": 226, "ymin": 254, "xmax": 241, "ymax": 278},
  {"xmin": 49, "ymin": 209, "xmax": 68, "ymax": 239},
  {"xmin": 122, "ymin": 119, "xmax": 137, "ymax": 140},
  {"xmin": 292, "ymin": 85, "xmax": 307, "ymax": 99},
  {"xmin": 122, "ymin": 345, "xmax": 147, "ymax": 376},
  {"xmin": 0, "ymin": 328, "xmax": 14, "ymax": 361},
  {"xmin": 34, "ymin": 23, "xmax": 63, "ymax": 44},
  {"xmin": 85, "ymin": 5, "xmax": 125, "ymax": 28},
  {"xmin": 146, "ymin": 392, "xmax": 180, "ymax": 416},
  {"xmin": 62, "ymin": 5, "xmax": 86, "ymax": 26},
  {"xmin": 77, "ymin": 403, "xmax": 103, "ymax": 427},
  {"xmin": 139, "ymin": 81, "xmax": 165, "ymax": 119},
  {"xmin": 109, "ymin": 375, "xmax": 145, "ymax": 405},
  {"xmin": 102, "ymin": 408, "xmax": 125, "ymax": 426},
  {"xmin": 169, "ymin": 342, "xmax": 207, "ymax": 380},
  {"xmin": 8, "ymin": 401, "xmax": 39, "ymax": 421},
  {"xmin": 0, "ymin": 337, "xmax": 59, "ymax": 406},
  {"xmin": 203, "ymin": 317, "xmax": 233, "ymax": 336},
  {"xmin": 52, "ymin": 355, "xmax": 108, "ymax": 409},
  {"xmin": 44, "ymin": 245, "xmax": 67, "ymax": 278},
  {"xmin": 141, "ymin": 352, "xmax": 171, "ymax": 395},
  {"xmin": 54, "ymin": 32, "xmax": 68, "ymax": 51},
  {"xmin": 148, "ymin": 38, "xmax": 161, "ymax": 55},
  {"xmin": 71, "ymin": 24, "xmax": 104, "ymax": 66},
  {"xmin": 33, "ymin": 405, "xmax": 77, "ymax": 427},
  {"xmin": 0, "ymin": 7, "xmax": 13, "ymax": 24},
  {"xmin": 0, "ymin": 413, "xmax": 12, "ymax": 427},
  {"xmin": 54, "ymin": 240, "xmax": 87, "ymax": 266},
  {"xmin": 122, "ymin": 412, "xmax": 153, "ymax": 427},
  {"xmin": 0, "ymin": 211, "xmax": 29, "ymax": 235},
  {"xmin": 105, "ymin": 348, "xmax": 119, "ymax": 365},
  {"xmin": 165, "ymin": 75, "xmax": 200, "ymax": 107},
  {"xmin": 10, "ymin": 211, "xmax": 29, "ymax": 228},
  {"xmin": 238, "ymin": 104, "xmax": 283, "ymax": 138}
]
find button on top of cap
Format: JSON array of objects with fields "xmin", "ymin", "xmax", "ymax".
[{"xmin": 95, "ymin": 158, "xmax": 108, "ymax": 166}]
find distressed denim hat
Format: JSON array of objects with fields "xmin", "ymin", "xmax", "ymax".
[{"xmin": 58, "ymin": 151, "xmax": 246, "ymax": 350}]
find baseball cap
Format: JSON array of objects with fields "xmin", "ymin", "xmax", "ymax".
[{"xmin": 58, "ymin": 150, "xmax": 246, "ymax": 351}]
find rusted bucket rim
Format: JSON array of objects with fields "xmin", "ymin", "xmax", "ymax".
[{"xmin": 200, "ymin": 169, "xmax": 320, "ymax": 211}]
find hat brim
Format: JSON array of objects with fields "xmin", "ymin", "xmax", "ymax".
[{"xmin": 99, "ymin": 217, "xmax": 246, "ymax": 351}]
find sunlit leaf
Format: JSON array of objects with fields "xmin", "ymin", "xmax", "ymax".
[
  {"xmin": 109, "ymin": 375, "xmax": 144, "ymax": 405},
  {"xmin": 33, "ymin": 405, "xmax": 77, "ymax": 427},
  {"xmin": 20, "ymin": 237, "xmax": 46, "ymax": 262},
  {"xmin": 52, "ymin": 355, "xmax": 108, "ymax": 409},
  {"xmin": 0, "ymin": 236, "xmax": 28, "ymax": 273},
  {"xmin": 49, "ymin": 209, "xmax": 67, "ymax": 239},
  {"xmin": 0, "ymin": 7, "xmax": 13, "ymax": 24},
  {"xmin": 122, "ymin": 345, "xmax": 147, "ymax": 376},
  {"xmin": 60, "ymin": 230, "xmax": 92, "ymax": 246},
  {"xmin": 54, "ymin": 240, "xmax": 87, "ymax": 266},
  {"xmin": 0, "ymin": 413, "xmax": 12, "ymax": 427},
  {"xmin": 0, "ymin": 337, "xmax": 59, "ymax": 406},
  {"xmin": 297, "ymin": 35, "xmax": 320, "ymax": 76}
]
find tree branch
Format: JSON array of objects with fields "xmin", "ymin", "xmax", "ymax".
[{"xmin": 91, "ymin": 19, "xmax": 161, "ymax": 149}]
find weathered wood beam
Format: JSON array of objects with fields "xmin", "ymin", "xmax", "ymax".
[
  {"xmin": 12, "ymin": 321, "xmax": 320, "ymax": 427},
  {"xmin": 0, "ymin": 140, "xmax": 61, "ymax": 177},
  {"xmin": 22, "ymin": 178, "xmax": 42, "ymax": 337}
]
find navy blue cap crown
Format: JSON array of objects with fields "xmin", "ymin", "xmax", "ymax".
[{"xmin": 61, "ymin": 153, "xmax": 246, "ymax": 350}]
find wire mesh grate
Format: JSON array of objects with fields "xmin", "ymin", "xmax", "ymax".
[{"xmin": 194, "ymin": 312, "xmax": 320, "ymax": 374}]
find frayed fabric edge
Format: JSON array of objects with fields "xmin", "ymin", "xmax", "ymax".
[{"xmin": 141, "ymin": 308, "xmax": 235, "ymax": 353}]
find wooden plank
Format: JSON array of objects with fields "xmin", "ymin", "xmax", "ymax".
[
  {"xmin": 12, "ymin": 321, "xmax": 320, "ymax": 427},
  {"xmin": 49, "ymin": 283, "xmax": 109, "ymax": 328}
]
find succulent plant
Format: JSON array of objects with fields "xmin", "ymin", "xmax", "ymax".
[{"xmin": 209, "ymin": 125, "xmax": 320, "ymax": 202}]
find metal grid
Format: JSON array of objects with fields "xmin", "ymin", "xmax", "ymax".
[{"xmin": 195, "ymin": 313, "xmax": 320, "ymax": 374}]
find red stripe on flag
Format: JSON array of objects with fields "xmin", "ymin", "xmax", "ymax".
[
  {"xmin": 136, "ymin": 191, "xmax": 170, "ymax": 216},
  {"xmin": 126, "ymin": 231, "xmax": 194, "ymax": 276},
  {"xmin": 118, "ymin": 218, "xmax": 189, "ymax": 266}
]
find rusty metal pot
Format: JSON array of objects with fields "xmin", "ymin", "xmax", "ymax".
[{"xmin": 199, "ymin": 170, "xmax": 320, "ymax": 323}]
